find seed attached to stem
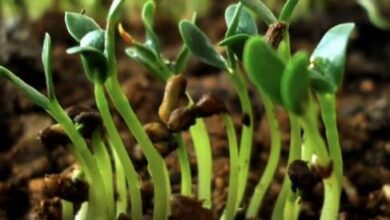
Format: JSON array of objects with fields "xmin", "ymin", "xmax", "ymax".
[
  {"xmin": 159, "ymin": 75, "xmax": 188, "ymax": 124},
  {"xmin": 43, "ymin": 166, "xmax": 88, "ymax": 204},
  {"xmin": 288, "ymin": 160, "xmax": 316, "ymax": 193},
  {"xmin": 38, "ymin": 124, "xmax": 69, "ymax": 149},
  {"xmin": 167, "ymin": 107, "xmax": 197, "ymax": 132},
  {"xmin": 144, "ymin": 122, "xmax": 172, "ymax": 143},
  {"xmin": 194, "ymin": 93, "xmax": 227, "ymax": 117},
  {"xmin": 73, "ymin": 111, "xmax": 102, "ymax": 138},
  {"xmin": 264, "ymin": 22, "xmax": 287, "ymax": 49}
]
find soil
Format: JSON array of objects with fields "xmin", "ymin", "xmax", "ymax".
[{"xmin": 0, "ymin": 0, "xmax": 389, "ymax": 219}]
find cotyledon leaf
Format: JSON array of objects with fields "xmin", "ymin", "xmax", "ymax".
[
  {"xmin": 310, "ymin": 23, "xmax": 355, "ymax": 92},
  {"xmin": 179, "ymin": 21, "xmax": 227, "ymax": 70},
  {"xmin": 243, "ymin": 36, "xmax": 285, "ymax": 104}
]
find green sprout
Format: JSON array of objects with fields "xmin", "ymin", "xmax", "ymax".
[{"xmin": 0, "ymin": 0, "xmax": 356, "ymax": 219}]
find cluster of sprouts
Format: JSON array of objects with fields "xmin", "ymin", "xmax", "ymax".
[{"xmin": 0, "ymin": 0, "xmax": 355, "ymax": 219}]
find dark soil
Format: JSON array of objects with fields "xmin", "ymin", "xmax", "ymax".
[{"xmin": 0, "ymin": 0, "xmax": 389, "ymax": 219}]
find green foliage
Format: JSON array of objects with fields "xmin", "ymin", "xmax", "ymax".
[
  {"xmin": 225, "ymin": 4, "xmax": 258, "ymax": 36},
  {"xmin": 240, "ymin": 0, "xmax": 277, "ymax": 25},
  {"xmin": 243, "ymin": 36, "xmax": 285, "ymax": 104},
  {"xmin": 42, "ymin": 33, "xmax": 55, "ymax": 100},
  {"xmin": 310, "ymin": 23, "xmax": 355, "ymax": 93},
  {"xmin": 65, "ymin": 12, "xmax": 102, "ymax": 42},
  {"xmin": 280, "ymin": 52, "xmax": 310, "ymax": 115},
  {"xmin": 67, "ymin": 30, "xmax": 109, "ymax": 84},
  {"xmin": 179, "ymin": 21, "xmax": 228, "ymax": 70}
]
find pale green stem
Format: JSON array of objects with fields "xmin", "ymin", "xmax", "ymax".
[
  {"xmin": 246, "ymin": 92, "xmax": 282, "ymax": 218},
  {"xmin": 105, "ymin": 77, "xmax": 171, "ymax": 220},
  {"xmin": 175, "ymin": 134, "xmax": 192, "ymax": 196},
  {"xmin": 221, "ymin": 114, "xmax": 239, "ymax": 220},
  {"xmin": 189, "ymin": 119, "xmax": 213, "ymax": 208},
  {"xmin": 228, "ymin": 69, "xmax": 254, "ymax": 209},
  {"xmin": 112, "ymin": 143, "xmax": 129, "ymax": 217},
  {"xmin": 94, "ymin": 83, "xmax": 143, "ymax": 220},
  {"xmin": 49, "ymin": 101, "xmax": 107, "ymax": 220},
  {"xmin": 271, "ymin": 115, "xmax": 301, "ymax": 220},
  {"xmin": 61, "ymin": 200, "xmax": 73, "ymax": 220},
  {"xmin": 91, "ymin": 130, "xmax": 115, "ymax": 219},
  {"xmin": 318, "ymin": 94, "xmax": 343, "ymax": 184},
  {"xmin": 321, "ymin": 172, "xmax": 341, "ymax": 220}
]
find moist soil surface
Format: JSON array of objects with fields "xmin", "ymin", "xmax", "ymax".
[{"xmin": 0, "ymin": 0, "xmax": 389, "ymax": 219}]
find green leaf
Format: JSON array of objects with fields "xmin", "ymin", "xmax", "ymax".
[
  {"xmin": 0, "ymin": 67, "xmax": 50, "ymax": 109},
  {"xmin": 179, "ymin": 21, "xmax": 227, "ymax": 70},
  {"xmin": 310, "ymin": 23, "xmax": 355, "ymax": 92},
  {"xmin": 240, "ymin": 0, "xmax": 277, "ymax": 25},
  {"xmin": 125, "ymin": 43, "xmax": 165, "ymax": 79},
  {"xmin": 309, "ymin": 69, "xmax": 337, "ymax": 94},
  {"xmin": 281, "ymin": 52, "xmax": 310, "ymax": 115},
  {"xmin": 67, "ymin": 30, "xmax": 108, "ymax": 84},
  {"xmin": 65, "ymin": 12, "xmax": 101, "ymax": 42},
  {"xmin": 79, "ymin": 30, "xmax": 105, "ymax": 52},
  {"xmin": 108, "ymin": 0, "xmax": 124, "ymax": 22},
  {"xmin": 142, "ymin": 0, "xmax": 161, "ymax": 56},
  {"xmin": 42, "ymin": 33, "xmax": 55, "ymax": 100},
  {"xmin": 219, "ymin": 33, "xmax": 251, "ymax": 60},
  {"xmin": 243, "ymin": 36, "xmax": 285, "ymax": 103},
  {"xmin": 225, "ymin": 4, "xmax": 258, "ymax": 36},
  {"xmin": 174, "ymin": 46, "xmax": 190, "ymax": 74}
]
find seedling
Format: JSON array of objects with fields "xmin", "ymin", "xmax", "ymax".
[{"xmin": 0, "ymin": 0, "xmax": 355, "ymax": 219}]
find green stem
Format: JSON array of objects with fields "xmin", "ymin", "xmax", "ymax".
[
  {"xmin": 91, "ymin": 130, "xmax": 115, "ymax": 219},
  {"xmin": 105, "ymin": 77, "xmax": 171, "ymax": 220},
  {"xmin": 228, "ymin": 68, "xmax": 254, "ymax": 208},
  {"xmin": 112, "ymin": 143, "xmax": 129, "ymax": 217},
  {"xmin": 271, "ymin": 115, "xmax": 301, "ymax": 220},
  {"xmin": 221, "ymin": 114, "xmax": 239, "ymax": 220},
  {"xmin": 318, "ymin": 94, "xmax": 343, "ymax": 184},
  {"xmin": 279, "ymin": 0, "xmax": 299, "ymax": 22},
  {"xmin": 299, "ymin": 98, "xmax": 330, "ymax": 167},
  {"xmin": 61, "ymin": 200, "xmax": 73, "ymax": 220},
  {"xmin": 48, "ymin": 101, "xmax": 107, "ymax": 220},
  {"xmin": 284, "ymin": 191, "xmax": 300, "ymax": 220},
  {"xmin": 175, "ymin": 134, "xmax": 192, "ymax": 196},
  {"xmin": 321, "ymin": 172, "xmax": 341, "ymax": 220},
  {"xmin": 246, "ymin": 92, "xmax": 282, "ymax": 218},
  {"xmin": 189, "ymin": 119, "xmax": 213, "ymax": 208},
  {"xmin": 94, "ymin": 83, "xmax": 143, "ymax": 220}
]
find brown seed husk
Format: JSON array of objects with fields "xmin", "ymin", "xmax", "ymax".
[
  {"xmin": 195, "ymin": 93, "xmax": 227, "ymax": 117},
  {"xmin": 264, "ymin": 22, "xmax": 287, "ymax": 49},
  {"xmin": 167, "ymin": 107, "xmax": 197, "ymax": 132},
  {"xmin": 159, "ymin": 75, "xmax": 188, "ymax": 124},
  {"xmin": 144, "ymin": 122, "xmax": 171, "ymax": 143},
  {"xmin": 38, "ymin": 124, "xmax": 69, "ymax": 149}
]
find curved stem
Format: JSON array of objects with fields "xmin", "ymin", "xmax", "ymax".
[
  {"xmin": 94, "ymin": 84, "xmax": 143, "ymax": 220},
  {"xmin": 105, "ymin": 78, "xmax": 171, "ymax": 220},
  {"xmin": 175, "ymin": 134, "xmax": 192, "ymax": 196},
  {"xmin": 49, "ymin": 101, "xmax": 107, "ymax": 220},
  {"xmin": 112, "ymin": 143, "xmax": 129, "ymax": 217},
  {"xmin": 246, "ymin": 92, "xmax": 282, "ymax": 218},
  {"xmin": 91, "ymin": 130, "xmax": 115, "ymax": 219},
  {"xmin": 271, "ymin": 115, "xmax": 301, "ymax": 220},
  {"xmin": 321, "ymin": 172, "xmax": 341, "ymax": 220},
  {"xmin": 279, "ymin": 0, "xmax": 299, "ymax": 22},
  {"xmin": 228, "ymin": 69, "xmax": 254, "ymax": 208},
  {"xmin": 221, "ymin": 114, "xmax": 240, "ymax": 220},
  {"xmin": 189, "ymin": 119, "xmax": 213, "ymax": 208},
  {"xmin": 318, "ymin": 94, "xmax": 343, "ymax": 184}
]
